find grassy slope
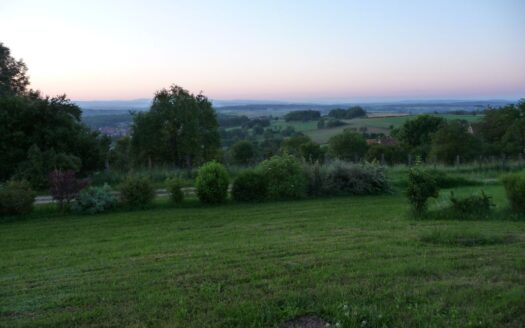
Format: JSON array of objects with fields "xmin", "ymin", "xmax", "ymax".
[
  {"xmin": 1, "ymin": 185, "xmax": 524, "ymax": 327},
  {"xmin": 275, "ymin": 114, "xmax": 483, "ymax": 144}
]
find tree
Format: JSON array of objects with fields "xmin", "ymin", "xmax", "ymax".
[
  {"xmin": 476, "ymin": 100, "xmax": 525, "ymax": 156},
  {"xmin": 0, "ymin": 93, "xmax": 109, "ymax": 184},
  {"xmin": 284, "ymin": 110, "xmax": 321, "ymax": 122},
  {"xmin": 328, "ymin": 130, "xmax": 368, "ymax": 161},
  {"xmin": 130, "ymin": 85, "xmax": 221, "ymax": 168},
  {"xmin": 393, "ymin": 115, "xmax": 446, "ymax": 159},
  {"xmin": 328, "ymin": 106, "xmax": 366, "ymax": 119},
  {"xmin": 365, "ymin": 144, "xmax": 407, "ymax": 165},
  {"xmin": 281, "ymin": 134, "xmax": 312, "ymax": 156},
  {"xmin": 300, "ymin": 141, "xmax": 325, "ymax": 163},
  {"xmin": 231, "ymin": 140, "xmax": 256, "ymax": 165},
  {"xmin": 430, "ymin": 120, "xmax": 481, "ymax": 164},
  {"xmin": 0, "ymin": 43, "xmax": 29, "ymax": 96}
]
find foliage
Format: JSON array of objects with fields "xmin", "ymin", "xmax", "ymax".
[
  {"xmin": 0, "ymin": 180, "xmax": 35, "ymax": 215},
  {"xmin": 322, "ymin": 161, "xmax": 390, "ymax": 196},
  {"xmin": 393, "ymin": 115, "xmax": 446, "ymax": 159},
  {"xmin": 430, "ymin": 120, "xmax": 481, "ymax": 164},
  {"xmin": 231, "ymin": 169, "xmax": 268, "ymax": 202},
  {"xmin": 130, "ymin": 85, "xmax": 220, "ymax": 168},
  {"xmin": 328, "ymin": 106, "xmax": 366, "ymax": 119},
  {"xmin": 502, "ymin": 170, "xmax": 525, "ymax": 213},
  {"xmin": 14, "ymin": 145, "xmax": 81, "ymax": 189},
  {"xmin": 49, "ymin": 170, "xmax": 89, "ymax": 210},
  {"xmin": 476, "ymin": 100, "xmax": 525, "ymax": 156},
  {"xmin": 299, "ymin": 141, "xmax": 325, "ymax": 163},
  {"xmin": 108, "ymin": 136, "xmax": 131, "ymax": 171},
  {"xmin": 195, "ymin": 161, "xmax": 229, "ymax": 204},
  {"xmin": 281, "ymin": 134, "xmax": 312, "ymax": 157},
  {"xmin": 231, "ymin": 140, "xmax": 256, "ymax": 165},
  {"xmin": 0, "ymin": 42, "xmax": 29, "ymax": 97},
  {"xmin": 328, "ymin": 130, "xmax": 368, "ymax": 161},
  {"xmin": 448, "ymin": 191, "xmax": 494, "ymax": 218},
  {"xmin": 258, "ymin": 155, "xmax": 306, "ymax": 200},
  {"xmin": 284, "ymin": 110, "xmax": 320, "ymax": 122},
  {"xmin": 119, "ymin": 176, "xmax": 155, "ymax": 208},
  {"xmin": 426, "ymin": 169, "xmax": 479, "ymax": 188},
  {"xmin": 406, "ymin": 167, "xmax": 440, "ymax": 214},
  {"xmin": 0, "ymin": 93, "xmax": 109, "ymax": 182},
  {"xmin": 72, "ymin": 184, "xmax": 117, "ymax": 214},
  {"xmin": 365, "ymin": 144, "xmax": 407, "ymax": 165},
  {"xmin": 166, "ymin": 177, "xmax": 185, "ymax": 204}
]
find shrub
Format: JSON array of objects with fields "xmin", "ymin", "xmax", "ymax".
[
  {"xmin": 406, "ymin": 168, "xmax": 439, "ymax": 215},
  {"xmin": 195, "ymin": 161, "xmax": 229, "ymax": 204},
  {"xmin": 258, "ymin": 155, "xmax": 306, "ymax": 200},
  {"xmin": 232, "ymin": 169, "xmax": 268, "ymax": 202},
  {"xmin": 49, "ymin": 170, "xmax": 89, "ymax": 210},
  {"xmin": 166, "ymin": 177, "xmax": 184, "ymax": 204},
  {"xmin": 502, "ymin": 170, "xmax": 525, "ymax": 214},
  {"xmin": 0, "ymin": 180, "xmax": 35, "ymax": 215},
  {"xmin": 303, "ymin": 161, "xmax": 324, "ymax": 197},
  {"xmin": 72, "ymin": 184, "xmax": 117, "ymax": 214},
  {"xmin": 427, "ymin": 170, "xmax": 479, "ymax": 188},
  {"xmin": 448, "ymin": 191, "xmax": 494, "ymax": 217},
  {"xmin": 119, "ymin": 176, "xmax": 155, "ymax": 208},
  {"xmin": 322, "ymin": 161, "xmax": 389, "ymax": 195}
]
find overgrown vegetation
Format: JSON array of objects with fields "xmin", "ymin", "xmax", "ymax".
[
  {"xmin": 195, "ymin": 161, "xmax": 229, "ymax": 204},
  {"xmin": 0, "ymin": 180, "xmax": 35, "ymax": 215},
  {"xmin": 118, "ymin": 176, "xmax": 155, "ymax": 208}
]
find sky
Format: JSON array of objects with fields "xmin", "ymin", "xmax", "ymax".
[{"xmin": 1, "ymin": 0, "xmax": 524, "ymax": 102}]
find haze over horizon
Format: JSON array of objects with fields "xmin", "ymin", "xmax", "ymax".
[{"xmin": 1, "ymin": 0, "xmax": 524, "ymax": 101}]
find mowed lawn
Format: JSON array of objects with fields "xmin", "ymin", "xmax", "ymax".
[{"xmin": 1, "ymin": 185, "xmax": 524, "ymax": 327}]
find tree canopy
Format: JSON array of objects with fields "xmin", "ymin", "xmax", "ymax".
[
  {"xmin": 0, "ymin": 42, "xmax": 30, "ymax": 96},
  {"xmin": 131, "ymin": 85, "xmax": 221, "ymax": 168}
]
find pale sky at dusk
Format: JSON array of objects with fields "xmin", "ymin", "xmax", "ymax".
[{"xmin": 1, "ymin": 0, "xmax": 524, "ymax": 101}]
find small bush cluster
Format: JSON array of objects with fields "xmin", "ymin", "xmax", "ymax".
[
  {"xmin": 166, "ymin": 177, "xmax": 184, "ymax": 204},
  {"xmin": 49, "ymin": 170, "xmax": 89, "ymax": 210},
  {"xmin": 73, "ymin": 184, "xmax": 117, "ymax": 214},
  {"xmin": 448, "ymin": 191, "xmax": 494, "ymax": 218},
  {"xmin": 426, "ymin": 170, "xmax": 479, "ymax": 188},
  {"xmin": 0, "ymin": 180, "xmax": 35, "ymax": 215},
  {"xmin": 195, "ymin": 161, "xmax": 229, "ymax": 204},
  {"xmin": 303, "ymin": 161, "xmax": 389, "ymax": 197},
  {"xmin": 119, "ymin": 176, "xmax": 155, "ymax": 208},
  {"xmin": 406, "ymin": 167, "xmax": 440, "ymax": 215},
  {"xmin": 259, "ymin": 155, "xmax": 307, "ymax": 200},
  {"xmin": 502, "ymin": 170, "xmax": 525, "ymax": 214},
  {"xmin": 231, "ymin": 169, "xmax": 268, "ymax": 202}
]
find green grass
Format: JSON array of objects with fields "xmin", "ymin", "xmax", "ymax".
[
  {"xmin": 1, "ymin": 185, "xmax": 524, "ymax": 327},
  {"xmin": 270, "ymin": 114, "xmax": 483, "ymax": 144}
]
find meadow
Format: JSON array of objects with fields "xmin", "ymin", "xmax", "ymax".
[
  {"xmin": 273, "ymin": 114, "xmax": 483, "ymax": 144},
  {"xmin": 1, "ymin": 181, "xmax": 524, "ymax": 327}
]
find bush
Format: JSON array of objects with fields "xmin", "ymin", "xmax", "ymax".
[
  {"xmin": 166, "ymin": 177, "xmax": 184, "ymax": 204},
  {"xmin": 0, "ymin": 180, "xmax": 35, "ymax": 215},
  {"xmin": 406, "ymin": 168, "xmax": 440, "ymax": 215},
  {"xmin": 427, "ymin": 170, "xmax": 479, "ymax": 188},
  {"xmin": 195, "ymin": 161, "xmax": 229, "ymax": 204},
  {"xmin": 49, "ymin": 170, "xmax": 89, "ymax": 210},
  {"xmin": 72, "ymin": 184, "xmax": 117, "ymax": 214},
  {"xmin": 232, "ymin": 169, "xmax": 268, "ymax": 202},
  {"xmin": 258, "ymin": 155, "xmax": 306, "ymax": 200},
  {"xmin": 502, "ymin": 170, "xmax": 525, "ymax": 213},
  {"xmin": 322, "ymin": 161, "xmax": 389, "ymax": 196},
  {"xmin": 448, "ymin": 191, "xmax": 494, "ymax": 217},
  {"xmin": 119, "ymin": 176, "xmax": 155, "ymax": 208}
]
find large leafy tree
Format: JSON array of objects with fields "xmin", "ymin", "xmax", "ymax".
[
  {"xmin": 475, "ymin": 100, "xmax": 525, "ymax": 156},
  {"xmin": 131, "ymin": 85, "xmax": 221, "ymax": 168},
  {"xmin": 0, "ymin": 42, "xmax": 29, "ymax": 96},
  {"xmin": 392, "ymin": 115, "xmax": 446, "ymax": 159},
  {"xmin": 328, "ymin": 130, "xmax": 368, "ymax": 161},
  {"xmin": 430, "ymin": 120, "xmax": 481, "ymax": 164},
  {"xmin": 0, "ymin": 43, "xmax": 109, "ymax": 185}
]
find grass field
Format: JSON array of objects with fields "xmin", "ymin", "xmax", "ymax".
[
  {"xmin": 1, "ymin": 184, "xmax": 524, "ymax": 327},
  {"xmin": 273, "ymin": 114, "xmax": 483, "ymax": 144}
]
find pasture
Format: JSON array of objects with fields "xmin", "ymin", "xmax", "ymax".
[
  {"xmin": 273, "ymin": 113, "xmax": 483, "ymax": 144},
  {"xmin": 1, "ymin": 184, "xmax": 524, "ymax": 327}
]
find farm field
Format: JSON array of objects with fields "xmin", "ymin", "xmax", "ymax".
[
  {"xmin": 1, "ymin": 184, "xmax": 524, "ymax": 327},
  {"xmin": 274, "ymin": 114, "xmax": 483, "ymax": 144}
]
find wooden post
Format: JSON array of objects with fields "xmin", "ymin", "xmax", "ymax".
[{"xmin": 380, "ymin": 153, "xmax": 385, "ymax": 166}]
